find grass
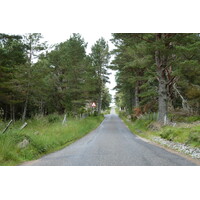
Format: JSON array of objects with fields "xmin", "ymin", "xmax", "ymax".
[
  {"xmin": 118, "ymin": 110, "xmax": 200, "ymax": 148},
  {"xmin": 0, "ymin": 114, "xmax": 104, "ymax": 166},
  {"xmin": 120, "ymin": 115, "xmax": 153, "ymax": 139},
  {"xmin": 102, "ymin": 108, "xmax": 111, "ymax": 115},
  {"xmin": 158, "ymin": 125, "xmax": 200, "ymax": 147},
  {"xmin": 168, "ymin": 113, "xmax": 200, "ymax": 123}
]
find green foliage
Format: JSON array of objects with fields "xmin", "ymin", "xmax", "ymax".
[
  {"xmin": 47, "ymin": 113, "xmax": 60, "ymax": 123},
  {"xmin": 118, "ymin": 110, "xmax": 128, "ymax": 118},
  {"xmin": 111, "ymin": 33, "xmax": 157, "ymax": 114},
  {"xmin": 0, "ymin": 131, "xmax": 26, "ymax": 164},
  {"xmin": 102, "ymin": 108, "xmax": 111, "ymax": 115},
  {"xmin": 169, "ymin": 113, "xmax": 200, "ymax": 123},
  {"xmin": 119, "ymin": 110, "xmax": 153, "ymax": 134},
  {"xmin": 101, "ymin": 87, "xmax": 112, "ymax": 110},
  {"xmin": 0, "ymin": 34, "xmax": 26, "ymax": 109},
  {"xmin": 185, "ymin": 116, "xmax": 200, "ymax": 122},
  {"xmin": 90, "ymin": 38, "xmax": 111, "ymax": 114},
  {"xmin": 132, "ymin": 119, "xmax": 153, "ymax": 131},
  {"xmin": 111, "ymin": 33, "xmax": 200, "ymax": 121},
  {"xmin": 0, "ymin": 115, "xmax": 104, "ymax": 165},
  {"xmin": 160, "ymin": 129, "xmax": 178, "ymax": 141},
  {"xmin": 187, "ymin": 131, "xmax": 200, "ymax": 146},
  {"xmin": 93, "ymin": 111, "xmax": 98, "ymax": 116},
  {"xmin": 0, "ymin": 33, "xmax": 112, "ymax": 120},
  {"xmin": 157, "ymin": 125, "xmax": 200, "ymax": 147},
  {"xmin": 118, "ymin": 108, "xmax": 200, "ymax": 147}
]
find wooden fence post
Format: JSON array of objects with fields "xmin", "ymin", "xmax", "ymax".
[
  {"xmin": 1, "ymin": 120, "xmax": 13, "ymax": 134},
  {"xmin": 62, "ymin": 114, "xmax": 67, "ymax": 125},
  {"xmin": 20, "ymin": 122, "xmax": 28, "ymax": 130}
]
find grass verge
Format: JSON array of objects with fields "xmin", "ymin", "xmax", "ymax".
[
  {"xmin": 118, "ymin": 112, "xmax": 200, "ymax": 148},
  {"xmin": 0, "ymin": 115, "xmax": 104, "ymax": 166}
]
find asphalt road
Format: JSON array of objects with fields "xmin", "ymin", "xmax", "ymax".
[{"xmin": 22, "ymin": 108, "xmax": 197, "ymax": 166}]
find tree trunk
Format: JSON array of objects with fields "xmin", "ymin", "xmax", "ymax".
[
  {"xmin": 173, "ymin": 84, "xmax": 190, "ymax": 112},
  {"xmin": 155, "ymin": 44, "xmax": 168, "ymax": 123},
  {"xmin": 97, "ymin": 91, "xmax": 102, "ymax": 115},
  {"xmin": 39, "ymin": 100, "xmax": 44, "ymax": 116},
  {"xmin": 12, "ymin": 105, "xmax": 15, "ymax": 122},
  {"xmin": 10, "ymin": 104, "xmax": 15, "ymax": 122},
  {"xmin": 135, "ymin": 81, "xmax": 139, "ymax": 108},
  {"xmin": 10, "ymin": 104, "xmax": 12, "ymax": 120},
  {"xmin": 158, "ymin": 73, "xmax": 168, "ymax": 123},
  {"xmin": 4, "ymin": 105, "xmax": 8, "ymax": 121},
  {"xmin": 22, "ymin": 96, "xmax": 28, "ymax": 122}
]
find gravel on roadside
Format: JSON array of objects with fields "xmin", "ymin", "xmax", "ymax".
[{"xmin": 151, "ymin": 136, "xmax": 200, "ymax": 159}]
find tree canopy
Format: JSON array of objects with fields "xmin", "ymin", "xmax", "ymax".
[
  {"xmin": 111, "ymin": 33, "xmax": 200, "ymax": 123},
  {"xmin": 0, "ymin": 33, "xmax": 111, "ymax": 121}
]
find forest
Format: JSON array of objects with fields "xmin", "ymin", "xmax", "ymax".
[
  {"xmin": 0, "ymin": 33, "xmax": 111, "ymax": 122},
  {"xmin": 1, "ymin": 33, "xmax": 200, "ymax": 126},
  {"xmin": 111, "ymin": 33, "xmax": 200, "ymax": 124},
  {"xmin": 2, "ymin": 33, "xmax": 200, "ymax": 125},
  {"xmin": 0, "ymin": 33, "xmax": 200, "ymax": 165}
]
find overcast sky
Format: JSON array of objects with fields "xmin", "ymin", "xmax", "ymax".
[{"xmin": 42, "ymin": 32, "xmax": 117, "ymax": 103}]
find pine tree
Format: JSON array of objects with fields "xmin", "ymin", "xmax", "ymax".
[
  {"xmin": 0, "ymin": 33, "xmax": 26, "ymax": 121},
  {"xmin": 111, "ymin": 33, "xmax": 156, "ymax": 114},
  {"xmin": 90, "ymin": 38, "xmax": 110, "ymax": 114},
  {"xmin": 111, "ymin": 33, "xmax": 200, "ymax": 122},
  {"xmin": 20, "ymin": 33, "xmax": 47, "ymax": 121},
  {"xmin": 0, "ymin": 33, "xmax": 112, "ymax": 120}
]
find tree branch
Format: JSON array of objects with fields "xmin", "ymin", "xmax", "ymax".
[{"xmin": 133, "ymin": 34, "xmax": 154, "ymax": 43}]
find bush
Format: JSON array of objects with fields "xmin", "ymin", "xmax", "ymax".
[
  {"xmin": 185, "ymin": 116, "xmax": 200, "ymax": 123},
  {"xmin": 118, "ymin": 111, "xmax": 127, "ymax": 118},
  {"xmin": 47, "ymin": 113, "xmax": 60, "ymax": 123},
  {"xmin": 93, "ymin": 111, "xmax": 98, "ymax": 116},
  {"xmin": 169, "ymin": 113, "xmax": 200, "ymax": 123},
  {"xmin": 160, "ymin": 129, "xmax": 178, "ymax": 141},
  {"xmin": 187, "ymin": 131, "xmax": 200, "ymax": 146}
]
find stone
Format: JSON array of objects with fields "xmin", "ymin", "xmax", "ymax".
[
  {"xmin": 17, "ymin": 139, "xmax": 29, "ymax": 149},
  {"xmin": 151, "ymin": 136, "xmax": 200, "ymax": 159},
  {"xmin": 148, "ymin": 122, "xmax": 162, "ymax": 131},
  {"xmin": 33, "ymin": 131, "xmax": 40, "ymax": 135}
]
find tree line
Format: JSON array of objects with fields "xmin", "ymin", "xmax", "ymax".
[
  {"xmin": 111, "ymin": 33, "xmax": 200, "ymax": 123},
  {"xmin": 0, "ymin": 33, "xmax": 111, "ymax": 122}
]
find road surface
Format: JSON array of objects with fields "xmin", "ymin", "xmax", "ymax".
[{"xmin": 22, "ymin": 108, "xmax": 197, "ymax": 166}]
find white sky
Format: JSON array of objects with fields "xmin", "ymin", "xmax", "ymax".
[{"xmin": 42, "ymin": 32, "xmax": 117, "ymax": 103}]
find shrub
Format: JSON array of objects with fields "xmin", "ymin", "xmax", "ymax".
[
  {"xmin": 169, "ymin": 113, "xmax": 200, "ymax": 123},
  {"xmin": 47, "ymin": 113, "xmax": 60, "ymax": 123},
  {"xmin": 118, "ymin": 111, "xmax": 127, "ymax": 118},
  {"xmin": 93, "ymin": 111, "xmax": 98, "ymax": 116},
  {"xmin": 33, "ymin": 114, "xmax": 44, "ymax": 120},
  {"xmin": 186, "ymin": 131, "xmax": 200, "ymax": 146},
  {"xmin": 186, "ymin": 116, "xmax": 200, "ymax": 123},
  {"xmin": 160, "ymin": 129, "xmax": 178, "ymax": 141},
  {"xmin": 133, "ymin": 107, "xmax": 141, "ymax": 117}
]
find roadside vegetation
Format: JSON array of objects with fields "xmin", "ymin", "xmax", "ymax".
[
  {"xmin": 0, "ymin": 114, "xmax": 104, "ymax": 166},
  {"xmin": 118, "ymin": 109, "xmax": 200, "ymax": 148},
  {"xmin": 0, "ymin": 33, "xmax": 111, "ymax": 166},
  {"xmin": 111, "ymin": 34, "xmax": 200, "ymax": 125},
  {"xmin": 112, "ymin": 33, "xmax": 200, "ymax": 155}
]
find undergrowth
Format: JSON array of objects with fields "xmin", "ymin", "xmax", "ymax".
[
  {"xmin": 0, "ymin": 114, "xmax": 104, "ymax": 166},
  {"xmin": 118, "ymin": 110, "xmax": 200, "ymax": 148},
  {"xmin": 158, "ymin": 126, "xmax": 200, "ymax": 147}
]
